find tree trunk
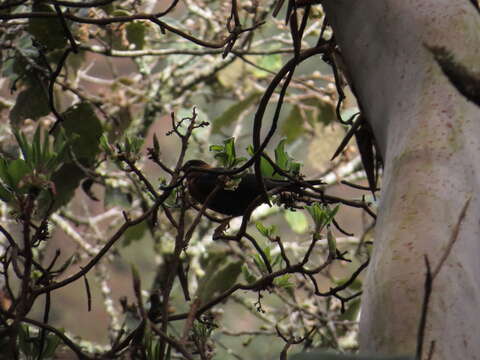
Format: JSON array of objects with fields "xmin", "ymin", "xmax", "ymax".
[{"xmin": 322, "ymin": 1, "xmax": 480, "ymax": 358}]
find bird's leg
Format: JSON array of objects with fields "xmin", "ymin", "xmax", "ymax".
[{"xmin": 212, "ymin": 218, "xmax": 233, "ymax": 240}]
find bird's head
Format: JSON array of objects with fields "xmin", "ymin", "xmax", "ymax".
[{"xmin": 182, "ymin": 160, "xmax": 211, "ymax": 174}]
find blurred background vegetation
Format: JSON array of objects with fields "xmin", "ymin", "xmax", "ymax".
[{"xmin": 0, "ymin": 0, "xmax": 376, "ymax": 359}]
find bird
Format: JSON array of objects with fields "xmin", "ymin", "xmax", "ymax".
[{"xmin": 182, "ymin": 159, "xmax": 322, "ymax": 216}]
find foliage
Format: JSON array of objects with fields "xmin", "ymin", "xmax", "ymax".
[{"xmin": 0, "ymin": 1, "xmax": 376, "ymax": 360}]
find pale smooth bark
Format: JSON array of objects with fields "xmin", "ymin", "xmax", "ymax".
[{"xmin": 322, "ymin": 1, "xmax": 480, "ymax": 359}]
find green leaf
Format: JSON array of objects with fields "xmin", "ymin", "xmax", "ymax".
[
  {"xmin": 42, "ymin": 332, "xmax": 62, "ymax": 358},
  {"xmin": 324, "ymin": 205, "xmax": 340, "ymax": 227},
  {"xmin": 193, "ymin": 321, "xmax": 214, "ymax": 340},
  {"xmin": 197, "ymin": 260, "xmax": 242, "ymax": 304},
  {"xmin": 253, "ymin": 247, "xmax": 272, "ymax": 274},
  {"xmin": 306, "ymin": 203, "xmax": 325, "ymax": 229},
  {"xmin": 59, "ymin": 102, "xmax": 103, "ymax": 165},
  {"xmin": 28, "ymin": 3, "xmax": 67, "ymax": 50},
  {"xmin": 37, "ymin": 162, "xmax": 84, "ymax": 215},
  {"xmin": 246, "ymin": 139, "xmax": 303, "ymax": 179},
  {"xmin": 131, "ymin": 264, "xmax": 141, "ymax": 293},
  {"xmin": 0, "ymin": 159, "xmax": 9, "ymax": 180},
  {"xmin": 7, "ymin": 159, "xmax": 31, "ymax": 188},
  {"xmin": 122, "ymin": 221, "xmax": 147, "ymax": 247},
  {"xmin": 339, "ymin": 298, "xmax": 361, "ymax": 321},
  {"xmin": 271, "ymin": 253, "xmax": 283, "ymax": 268},
  {"xmin": 112, "ymin": 9, "xmax": 132, "ymax": 16},
  {"xmin": 211, "ymin": 93, "xmax": 260, "ymax": 134},
  {"xmin": 15, "ymin": 129, "xmax": 68, "ymax": 178},
  {"xmin": 306, "ymin": 204, "xmax": 339, "ymax": 231},
  {"xmin": 246, "ymin": 145, "xmax": 276, "ymax": 178},
  {"xmin": 281, "ymin": 105, "xmax": 304, "ymax": 143},
  {"xmin": 105, "ymin": 185, "xmax": 133, "ymax": 208},
  {"xmin": 274, "ymin": 139, "xmax": 301, "ymax": 175},
  {"xmin": 256, "ymin": 222, "xmax": 276, "ymax": 238},
  {"xmin": 284, "ymin": 210, "xmax": 308, "ymax": 234},
  {"xmin": 18, "ymin": 324, "xmax": 34, "ymax": 356},
  {"xmin": 209, "ymin": 145, "xmax": 224, "ymax": 152},
  {"xmin": 13, "ymin": 131, "xmax": 29, "ymax": 164},
  {"xmin": 251, "ymin": 54, "xmax": 282, "ymax": 78},
  {"xmin": 303, "ymin": 97, "xmax": 336, "ymax": 126},
  {"xmin": 0, "ymin": 183, "xmax": 12, "ymax": 203},
  {"xmin": 274, "ymin": 274, "xmax": 294, "ymax": 289},
  {"xmin": 275, "ymin": 139, "xmax": 302, "ymax": 179},
  {"xmin": 242, "ymin": 265, "xmax": 257, "ymax": 284},
  {"xmin": 6, "ymin": 37, "xmax": 37, "ymax": 81},
  {"xmin": 126, "ymin": 21, "xmax": 147, "ymax": 49},
  {"xmin": 210, "ymin": 137, "xmax": 246, "ymax": 168},
  {"xmin": 274, "ymin": 139, "xmax": 289, "ymax": 169},
  {"xmin": 144, "ymin": 328, "xmax": 162, "ymax": 360},
  {"xmin": 106, "ymin": 106, "xmax": 133, "ymax": 142},
  {"xmin": 327, "ymin": 229, "xmax": 337, "ymax": 257},
  {"xmin": 123, "ymin": 136, "xmax": 143, "ymax": 157},
  {"xmin": 162, "ymin": 185, "xmax": 177, "ymax": 208},
  {"xmin": 223, "ymin": 138, "xmax": 236, "ymax": 164},
  {"xmin": 334, "ymin": 276, "xmax": 362, "ymax": 292},
  {"xmin": 9, "ymin": 84, "xmax": 50, "ymax": 126},
  {"xmin": 100, "ymin": 133, "xmax": 113, "ymax": 155}
]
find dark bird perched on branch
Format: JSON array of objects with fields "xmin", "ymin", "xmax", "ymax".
[{"xmin": 182, "ymin": 159, "xmax": 323, "ymax": 216}]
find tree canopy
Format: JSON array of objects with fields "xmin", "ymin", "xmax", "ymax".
[{"xmin": 0, "ymin": 1, "xmax": 395, "ymax": 359}]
